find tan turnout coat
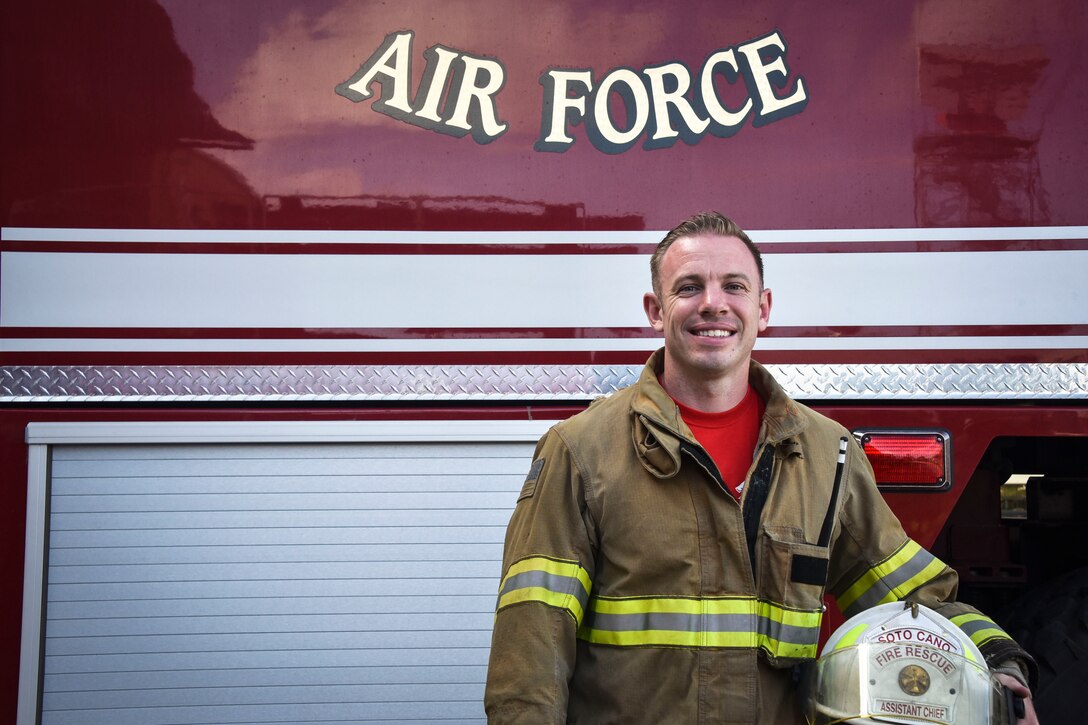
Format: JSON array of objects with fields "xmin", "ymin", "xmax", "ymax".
[{"xmin": 485, "ymin": 351, "xmax": 1028, "ymax": 724}]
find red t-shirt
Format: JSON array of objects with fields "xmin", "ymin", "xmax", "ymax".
[{"xmin": 672, "ymin": 385, "xmax": 766, "ymax": 500}]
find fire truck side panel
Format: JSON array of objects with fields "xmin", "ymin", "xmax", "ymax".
[{"xmin": 2, "ymin": 1, "xmax": 1087, "ymax": 723}]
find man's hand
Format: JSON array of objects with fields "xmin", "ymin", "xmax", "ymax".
[{"xmin": 995, "ymin": 672, "xmax": 1038, "ymax": 725}]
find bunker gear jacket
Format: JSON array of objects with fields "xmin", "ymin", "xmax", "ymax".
[{"xmin": 485, "ymin": 351, "xmax": 1031, "ymax": 724}]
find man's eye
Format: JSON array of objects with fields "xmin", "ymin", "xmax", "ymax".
[
  {"xmin": 677, "ymin": 285, "xmax": 699, "ymax": 295},
  {"xmin": 725, "ymin": 283, "xmax": 746, "ymax": 292}
]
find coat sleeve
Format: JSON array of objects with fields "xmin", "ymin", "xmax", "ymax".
[
  {"xmin": 484, "ymin": 429, "xmax": 598, "ymax": 724},
  {"xmin": 825, "ymin": 436, "xmax": 1038, "ymax": 687}
]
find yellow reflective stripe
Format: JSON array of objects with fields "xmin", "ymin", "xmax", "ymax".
[
  {"xmin": 887, "ymin": 557, "xmax": 947, "ymax": 601},
  {"xmin": 768, "ymin": 636, "xmax": 820, "ymax": 660},
  {"xmin": 950, "ymin": 612, "xmax": 1012, "ymax": 656},
  {"xmin": 756, "ymin": 600, "xmax": 822, "ymax": 658},
  {"xmin": 589, "ymin": 596, "xmax": 819, "ymax": 623},
  {"xmin": 590, "ymin": 596, "xmax": 747, "ymax": 616},
  {"xmin": 838, "ymin": 540, "xmax": 945, "ymax": 613},
  {"xmin": 582, "ymin": 628, "xmax": 756, "ymax": 648},
  {"xmin": 757, "ymin": 599, "xmax": 822, "ymax": 630},
  {"xmin": 496, "ymin": 556, "xmax": 592, "ymax": 625},
  {"xmin": 577, "ymin": 596, "xmax": 821, "ymax": 659},
  {"xmin": 496, "ymin": 586, "xmax": 585, "ymax": 623},
  {"xmin": 831, "ymin": 623, "xmax": 870, "ymax": 652},
  {"xmin": 839, "ymin": 540, "xmax": 920, "ymax": 610}
]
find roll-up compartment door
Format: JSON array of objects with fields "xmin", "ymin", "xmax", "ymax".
[{"xmin": 29, "ymin": 431, "xmax": 543, "ymax": 725}]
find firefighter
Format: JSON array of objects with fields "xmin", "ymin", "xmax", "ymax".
[{"xmin": 484, "ymin": 212, "xmax": 1037, "ymax": 724}]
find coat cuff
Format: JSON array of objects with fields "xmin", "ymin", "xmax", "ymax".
[{"xmin": 983, "ymin": 639, "xmax": 1038, "ymax": 691}]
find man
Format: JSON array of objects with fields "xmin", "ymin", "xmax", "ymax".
[{"xmin": 485, "ymin": 212, "xmax": 1036, "ymax": 723}]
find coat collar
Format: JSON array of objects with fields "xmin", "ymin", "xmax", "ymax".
[{"xmin": 630, "ymin": 349, "xmax": 807, "ymax": 479}]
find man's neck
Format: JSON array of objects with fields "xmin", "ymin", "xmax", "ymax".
[{"xmin": 659, "ymin": 363, "xmax": 751, "ymax": 413}]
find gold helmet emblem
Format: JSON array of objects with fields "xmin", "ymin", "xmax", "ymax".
[{"xmin": 898, "ymin": 664, "xmax": 931, "ymax": 696}]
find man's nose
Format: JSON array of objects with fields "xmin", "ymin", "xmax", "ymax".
[{"xmin": 699, "ymin": 287, "xmax": 728, "ymax": 314}]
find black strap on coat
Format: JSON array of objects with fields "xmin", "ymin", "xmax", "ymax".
[
  {"xmin": 742, "ymin": 444, "xmax": 777, "ymax": 579},
  {"xmin": 818, "ymin": 437, "xmax": 850, "ymax": 547}
]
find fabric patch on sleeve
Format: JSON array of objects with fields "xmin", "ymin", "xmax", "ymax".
[{"xmin": 518, "ymin": 458, "xmax": 545, "ymax": 501}]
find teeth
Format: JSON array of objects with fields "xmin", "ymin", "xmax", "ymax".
[{"xmin": 695, "ymin": 330, "xmax": 734, "ymax": 337}]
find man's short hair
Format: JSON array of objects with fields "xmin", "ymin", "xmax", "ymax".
[{"xmin": 650, "ymin": 212, "xmax": 764, "ymax": 294}]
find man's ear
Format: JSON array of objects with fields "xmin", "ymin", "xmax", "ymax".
[
  {"xmin": 757, "ymin": 287, "xmax": 773, "ymax": 332},
  {"xmin": 643, "ymin": 292, "xmax": 665, "ymax": 332}
]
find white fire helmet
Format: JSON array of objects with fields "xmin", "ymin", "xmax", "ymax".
[{"xmin": 805, "ymin": 601, "xmax": 1001, "ymax": 725}]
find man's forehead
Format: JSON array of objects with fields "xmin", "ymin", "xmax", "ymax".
[{"xmin": 661, "ymin": 234, "xmax": 758, "ymax": 276}]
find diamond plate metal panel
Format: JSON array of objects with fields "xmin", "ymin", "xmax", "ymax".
[
  {"xmin": 1, "ymin": 364, "xmax": 1086, "ymax": 403},
  {"xmin": 769, "ymin": 363, "xmax": 1088, "ymax": 400}
]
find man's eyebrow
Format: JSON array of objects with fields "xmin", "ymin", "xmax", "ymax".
[
  {"xmin": 723, "ymin": 272, "xmax": 754, "ymax": 284},
  {"xmin": 673, "ymin": 272, "xmax": 752, "ymax": 286},
  {"xmin": 670, "ymin": 273, "xmax": 705, "ymax": 290}
]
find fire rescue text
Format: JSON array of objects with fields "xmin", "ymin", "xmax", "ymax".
[{"xmin": 337, "ymin": 29, "xmax": 808, "ymax": 154}]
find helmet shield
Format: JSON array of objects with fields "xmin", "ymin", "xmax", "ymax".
[
  {"xmin": 807, "ymin": 641, "xmax": 994, "ymax": 724},
  {"xmin": 806, "ymin": 602, "xmax": 997, "ymax": 725}
]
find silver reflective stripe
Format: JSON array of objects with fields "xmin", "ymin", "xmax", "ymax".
[
  {"xmin": 497, "ymin": 569, "xmax": 591, "ymax": 611},
  {"xmin": 955, "ymin": 616, "xmax": 1009, "ymax": 641},
  {"xmin": 846, "ymin": 546, "xmax": 940, "ymax": 615},
  {"xmin": 588, "ymin": 610, "xmax": 747, "ymax": 633},
  {"xmin": 586, "ymin": 610, "xmax": 818, "ymax": 647},
  {"xmin": 761, "ymin": 615, "xmax": 821, "ymax": 648}
]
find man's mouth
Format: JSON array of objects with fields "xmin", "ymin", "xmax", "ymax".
[{"xmin": 693, "ymin": 329, "xmax": 735, "ymax": 338}]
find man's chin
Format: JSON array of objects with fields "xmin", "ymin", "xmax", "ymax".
[{"xmin": 672, "ymin": 352, "xmax": 746, "ymax": 377}]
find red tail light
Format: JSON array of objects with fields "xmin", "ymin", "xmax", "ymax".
[{"xmin": 855, "ymin": 430, "xmax": 951, "ymax": 490}]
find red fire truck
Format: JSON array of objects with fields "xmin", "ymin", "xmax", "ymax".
[{"xmin": 2, "ymin": 2, "xmax": 1085, "ymax": 723}]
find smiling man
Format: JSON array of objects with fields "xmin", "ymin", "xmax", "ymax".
[
  {"xmin": 644, "ymin": 220, "xmax": 770, "ymax": 414},
  {"xmin": 485, "ymin": 212, "xmax": 1036, "ymax": 724}
]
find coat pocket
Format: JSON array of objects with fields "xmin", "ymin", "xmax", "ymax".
[{"xmin": 760, "ymin": 526, "xmax": 830, "ymax": 611}]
